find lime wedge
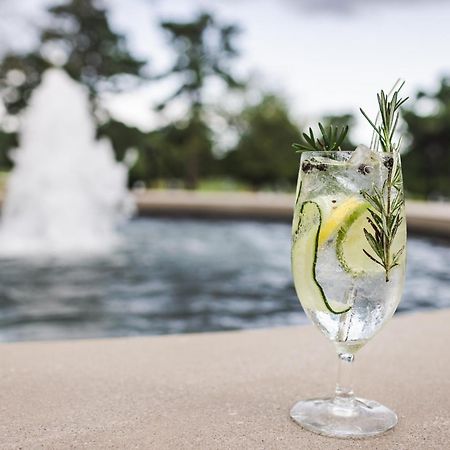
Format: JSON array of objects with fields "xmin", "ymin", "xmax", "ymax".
[{"xmin": 292, "ymin": 201, "xmax": 351, "ymax": 315}]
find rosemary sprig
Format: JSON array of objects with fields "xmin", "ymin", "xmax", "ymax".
[
  {"xmin": 361, "ymin": 166, "xmax": 405, "ymax": 281},
  {"xmin": 360, "ymin": 84, "xmax": 408, "ymax": 282},
  {"xmin": 293, "ymin": 123, "xmax": 348, "ymax": 152},
  {"xmin": 360, "ymin": 82, "xmax": 408, "ymax": 153}
]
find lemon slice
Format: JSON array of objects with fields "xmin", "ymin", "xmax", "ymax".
[{"xmin": 317, "ymin": 197, "xmax": 365, "ymax": 246}]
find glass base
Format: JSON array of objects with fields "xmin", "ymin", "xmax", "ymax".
[{"xmin": 290, "ymin": 397, "xmax": 397, "ymax": 438}]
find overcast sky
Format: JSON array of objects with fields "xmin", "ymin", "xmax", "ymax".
[{"xmin": 2, "ymin": 0, "xmax": 450, "ymax": 143}]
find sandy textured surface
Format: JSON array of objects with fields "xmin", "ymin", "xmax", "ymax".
[{"xmin": 1, "ymin": 309, "xmax": 449, "ymax": 449}]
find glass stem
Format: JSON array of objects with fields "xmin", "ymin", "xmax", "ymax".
[{"xmin": 334, "ymin": 352, "xmax": 355, "ymax": 407}]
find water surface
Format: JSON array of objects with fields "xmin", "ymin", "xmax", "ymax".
[{"xmin": 0, "ymin": 218, "xmax": 448, "ymax": 342}]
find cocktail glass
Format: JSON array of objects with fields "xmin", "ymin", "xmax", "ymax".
[{"xmin": 290, "ymin": 149, "xmax": 406, "ymax": 438}]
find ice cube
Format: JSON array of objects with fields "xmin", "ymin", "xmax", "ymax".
[
  {"xmin": 345, "ymin": 145, "xmax": 383, "ymax": 192},
  {"xmin": 349, "ymin": 145, "xmax": 381, "ymax": 174}
]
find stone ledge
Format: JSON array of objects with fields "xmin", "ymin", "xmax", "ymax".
[
  {"xmin": 134, "ymin": 190, "xmax": 450, "ymax": 238},
  {"xmin": 1, "ymin": 309, "xmax": 449, "ymax": 448}
]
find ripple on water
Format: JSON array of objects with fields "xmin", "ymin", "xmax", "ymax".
[{"xmin": 0, "ymin": 218, "xmax": 448, "ymax": 341}]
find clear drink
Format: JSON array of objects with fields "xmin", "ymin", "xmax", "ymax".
[
  {"xmin": 290, "ymin": 149, "xmax": 407, "ymax": 438},
  {"xmin": 291, "ymin": 151, "xmax": 406, "ymax": 354}
]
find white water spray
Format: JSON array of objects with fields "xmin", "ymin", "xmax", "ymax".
[{"xmin": 0, "ymin": 69, "xmax": 134, "ymax": 256}]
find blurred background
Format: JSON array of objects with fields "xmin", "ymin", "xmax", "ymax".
[{"xmin": 0, "ymin": 0, "xmax": 448, "ymax": 342}]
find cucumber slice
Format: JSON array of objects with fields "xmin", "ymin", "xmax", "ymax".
[{"xmin": 292, "ymin": 201, "xmax": 351, "ymax": 315}]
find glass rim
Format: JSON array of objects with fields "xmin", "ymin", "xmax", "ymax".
[{"xmin": 299, "ymin": 150, "xmax": 399, "ymax": 158}]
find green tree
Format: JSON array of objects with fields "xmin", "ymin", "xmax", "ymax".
[
  {"xmin": 223, "ymin": 94, "xmax": 301, "ymax": 190},
  {"xmin": 402, "ymin": 78, "xmax": 450, "ymax": 198},
  {"xmin": 0, "ymin": 0, "xmax": 146, "ymax": 169},
  {"xmin": 0, "ymin": 130, "xmax": 17, "ymax": 170},
  {"xmin": 148, "ymin": 120, "xmax": 216, "ymax": 186},
  {"xmin": 156, "ymin": 12, "xmax": 242, "ymax": 189},
  {"xmin": 0, "ymin": 0, "xmax": 145, "ymax": 114},
  {"xmin": 97, "ymin": 119, "xmax": 154, "ymax": 186}
]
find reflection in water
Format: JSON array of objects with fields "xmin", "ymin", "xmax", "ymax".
[{"xmin": 0, "ymin": 218, "xmax": 449, "ymax": 342}]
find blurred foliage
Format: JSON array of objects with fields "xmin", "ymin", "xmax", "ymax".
[
  {"xmin": 0, "ymin": 0, "xmax": 145, "ymax": 169},
  {"xmin": 156, "ymin": 12, "xmax": 242, "ymax": 189},
  {"xmin": 99, "ymin": 118, "xmax": 217, "ymax": 188},
  {"xmin": 222, "ymin": 95, "xmax": 301, "ymax": 190},
  {"xmin": 0, "ymin": 130, "xmax": 17, "ymax": 170},
  {"xmin": 147, "ymin": 119, "xmax": 217, "ymax": 187},
  {"xmin": 0, "ymin": 54, "xmax": 50, "ymax": 116},
  {"xmin": 97, "ymin": 119, "xmax": 155, "ymax": 186},
  {"xmin": 0, "ymin": 3, "xmax": 449, "ymax": 198},
  {"xmin": 0, "ymin": 0, "xmax": 145, "ymax": 113},
  {"xmin": 41, "ymin": 0, "xmax": 145, "ymax": 93},
  {"xmin": 402, "ymin": 78, "xmax": 450, "ymax": 199}
]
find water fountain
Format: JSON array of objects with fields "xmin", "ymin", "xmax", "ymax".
[{"xmin": 0, "ymin": 68, "xmax": 134, "ymax": 256}]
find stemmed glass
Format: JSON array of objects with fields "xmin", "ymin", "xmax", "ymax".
[{"xmin": 290, "ymin": 149, "xmax": 406, "ymax": 438}]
